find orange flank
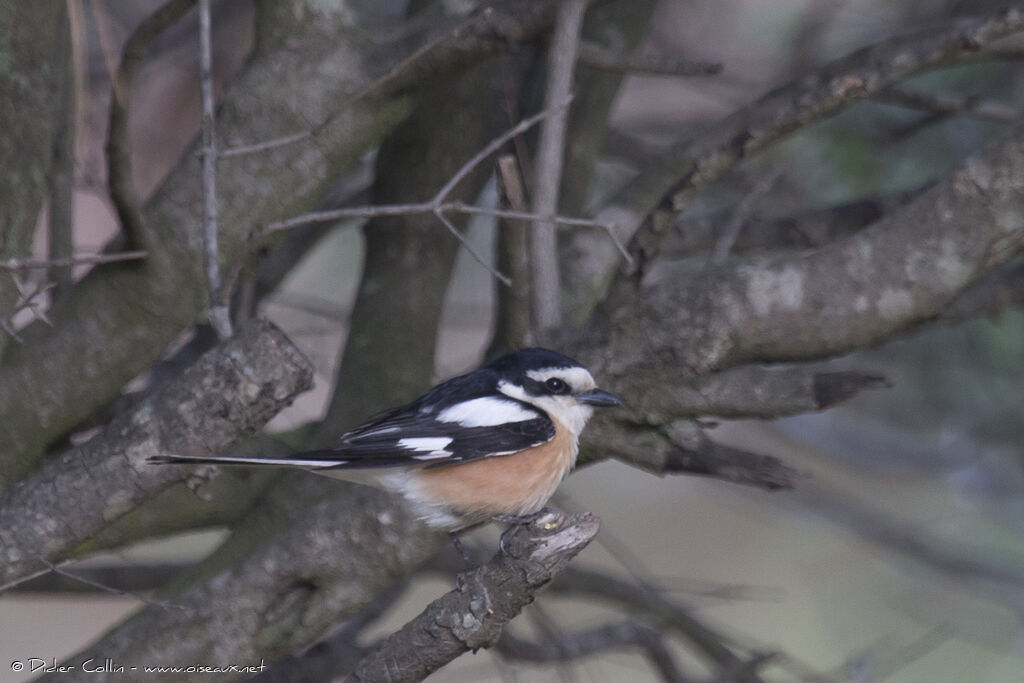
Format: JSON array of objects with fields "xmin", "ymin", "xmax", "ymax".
[{"xmin": 416, "ymin": 418, "xmax": 576, "ymax": 517}]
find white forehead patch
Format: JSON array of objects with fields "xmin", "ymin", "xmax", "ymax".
[
  {"xmin": 525, "ymin": 366, "xmax": 596, "ymax": 392},
  {"xmin": 438, "ymin": 397, "xmax": 537, "ymax": 427},
  {"xmin": 398, "ymin": 437, "xmax": 452, "ymax": 455}
]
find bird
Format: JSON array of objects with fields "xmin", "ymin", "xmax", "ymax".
[{"xmin": 149, "ymin": 348, "xmax": 621, "ymax": 529}]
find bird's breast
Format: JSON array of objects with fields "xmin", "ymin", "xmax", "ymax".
[{"xmin": 411, "ymin": 417, "xmax": 578, "ymax": 519}]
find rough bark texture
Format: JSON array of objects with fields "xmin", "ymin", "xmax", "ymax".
[
  {"xmin": 349, "ymin": 511, "xmax": 601, "ymax": 683},
  {"xmin": 44, "ymin": 488, "xmax": 444, "ymax": 683},
  {"xmin": 559, "ymin": 0, "xmax": 659, "ymax": 326},
  {"xmin": 567, "ymin": 121, "xmax": 1024, "ymax": 428},
  {"xmin": 0, "ymin": 3, "xmax": 67, "ymax": 258},
  {"xmin": 562, "ymin": 10, "xmax": 1024, "ymax": 323},
  {"xmin": 57, "ymin": 42, "xmax": 507, "ymax": 676},
  {"xmin": 318, "ymin": 60, "xmax": 496, "ymax": 438},
  {"xmin": 8, "ymin": 3, "xmax": 1024, "ymax": 681},
  {"xmin": 0, "ymin": 0, "xmax": 562, "ymax": 486},
  {"xmin": 0, "ymin": 2, "xmax": 69, "ymax": 357},
  {"xmin": 0, "ymin": 317, "xmax": 312, "ymax": 587}
]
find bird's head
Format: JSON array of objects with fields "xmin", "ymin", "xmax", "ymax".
[{"xmin": 489, "ymin": 348, "xmax": 621, "ymax": 437}]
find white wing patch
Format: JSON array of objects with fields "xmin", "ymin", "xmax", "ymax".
[
  {"xmin": 355, "ymin": 425, "xmax": 401, "ymax": 438},
  {"xmin": 398, "ymin": 437, "xmax": 453, "ymax": 455},
  {"xmin": 410, "ymin": 452, "xmax": 450, "ymax": 461},
  {"xmin": 437, "ymin": 397, "xmax": 537, "ymax": 427}
]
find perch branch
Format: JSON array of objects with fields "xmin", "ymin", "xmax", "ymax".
[{"xmin": 347, "ymin": 510, "xmax": 600, "ymax": 683}]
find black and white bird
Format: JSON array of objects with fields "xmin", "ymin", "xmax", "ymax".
[{"xmin": 149, "ymin": 348, "xmax": 621, "ymax": 528}]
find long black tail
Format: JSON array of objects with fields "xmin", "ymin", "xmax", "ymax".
[{"xmin": 146, "ymin": 453, "xmax": 345, "ymax": 469}]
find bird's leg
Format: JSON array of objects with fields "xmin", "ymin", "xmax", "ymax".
[{"xmin": 448, "ymin": 529, "xmax": 478, "ymax": 571}]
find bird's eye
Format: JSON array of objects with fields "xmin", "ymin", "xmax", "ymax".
[{"xmin": 545, "ymin": 377, "xmax": 569, "ymax": 394}]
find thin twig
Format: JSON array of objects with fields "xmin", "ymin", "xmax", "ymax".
[
  {"xmin": 265, "ymin": 201, "xmax": 619, "ymax": 235},
  {"xmin": 198, "ymin": 0, "xmax": 231, "ymax": 339},
  {"xmin": 549, "ymin": 566, "xmax": 750, "ymax": 671},
  {"xmin": 263, "ymin": 200, "xmax": 627, "ymax": 287},
  {"xmin": 265, "ymin": 103, "xmax": 571, "ymax": 235},
  {"xmin": 446, "ymin": 202, "xmax": 608, "ymax": 230},
  {"xmin": 530, "ymin": 0, "xmax": 587, "ymax": 335},
  {"xmin": 0, "ymin": 251, "xmax": 148, "ymax": 271},
  {"xmin": 710, "ymin": 170, "xmax": 783, "ymax": 265},
  {"xmin": 578, "ymin": 41, "xmax": 722, "ymax": 77},
  {"xmin": 219, "ymin": 130, "xmax": 313, "ymax": 158},
  {"xmin": 33, "ymin": 556, "xmax": 186, "ymax": 611},
  {"xmin": 8, "ymin": 561, "xmax": 188, "ymax": 594},
  {"xmin": 432, "ymin": 103, "xmax": 570, "ymax": 204},
  {"xmin": 265, "ymin": 202, "xmax": 431, "ymax": 232},
  {"xmin": 497, "ymin": 621, "xmax": 688, "ymax": 682},
  {"xmin": 1, "ymin": 276, "xmax": 56, "ymax": 339},
  {"xmin": 0, "ymin": 564, "xmax": 54, "ymax": 594},
  {"xmin": 875, "ymin": 85, "xmax": 1021, "ymax": 123},
  {"xmin": 260, "ymin": 101, "xmax": 639, "ymax": 288},
  {"xmin": 0, "ymin": 318, "xmax": 24, "ymax": 344},
  {"xmin": 433, "ymin": 208, "xmax": 511, "ymax": 285}
]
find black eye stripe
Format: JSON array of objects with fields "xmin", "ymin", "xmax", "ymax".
[
  {"xmin": 521, "ymin": 376, "xmax": 572, "ymax": 396},
  {"xmin": 521, "ymin": 376, "xmax": 570, "ymax": 396}
]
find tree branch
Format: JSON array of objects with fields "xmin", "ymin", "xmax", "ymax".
[
  {"xmin": 0, "ymin": 0, "xmax": 565, "ymax": 479},
  {"xmin": 489, "ymin": 155, "xmax": 534, "ymax": 355},
  {"xmin": 496, "ymin": 620, "xmax": 688, "ymax": 682},
  {"xmin": 13, "ymin": 561, "xmax": 188, "ymax": 594},
  {"xmin": 348, "ymin": 510, "xmax": 600, "ymax": 683},
  {"xmin": 47, "ymin": 6, "xmax": 76, "ymax": 302},
  {"xmin": 575, "ymin": 120, "xmax": 1024, "ymax": 424},
  {"xmin": 0, "ymin": 317, "xmax": 312, "ymax": 588},
  {"xmin": 580, "ymin": 418, "xmax": 801, "ymax": 491},
  {"xmin": 548, "ymin": 566, "xmax": 747, "ymax": 670},
  {"xmin": 48, "ymin": 485, "xmax": 445, "ymax": 680},
  {"xmin": 106, "ymin": 0, "xmax": 197, "ymax": 251},
  {"xmin": 563, "ymin": 9, "xmax": 1024, "ymax": 313},
  {"xmin": 622, "ymin": 364, "xmax": 889, "ymax": 420},
  {"xmin": 530, "ymin": 0, "xmax": 587, "ymax": 335},
  {"xmin": 659, "ymin": 188, "xmax": 924, "ymax": 260},
  {"xmin": 197, "ymin": 0, "xmax": 231, "ymax": 339},
  {"xmin": 876, "ymin": 85, "xmax": 1021, "ymax": 124},
  {"xmin": 248, "ymin": 582, "xmax": 408, "ymax": 683}
]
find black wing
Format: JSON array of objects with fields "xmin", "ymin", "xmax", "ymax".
[
  {"xmin": 316, "ymin": 397, "xmax": 555, "ymax": 469},
  {"xmin": 148, "ymin": 370, "xmax": 555, "ymax": 471}
]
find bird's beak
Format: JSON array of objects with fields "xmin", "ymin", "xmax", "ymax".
[{"xmin": 575, "ymin": 388, "xmax": 622, "ymax": 407}]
